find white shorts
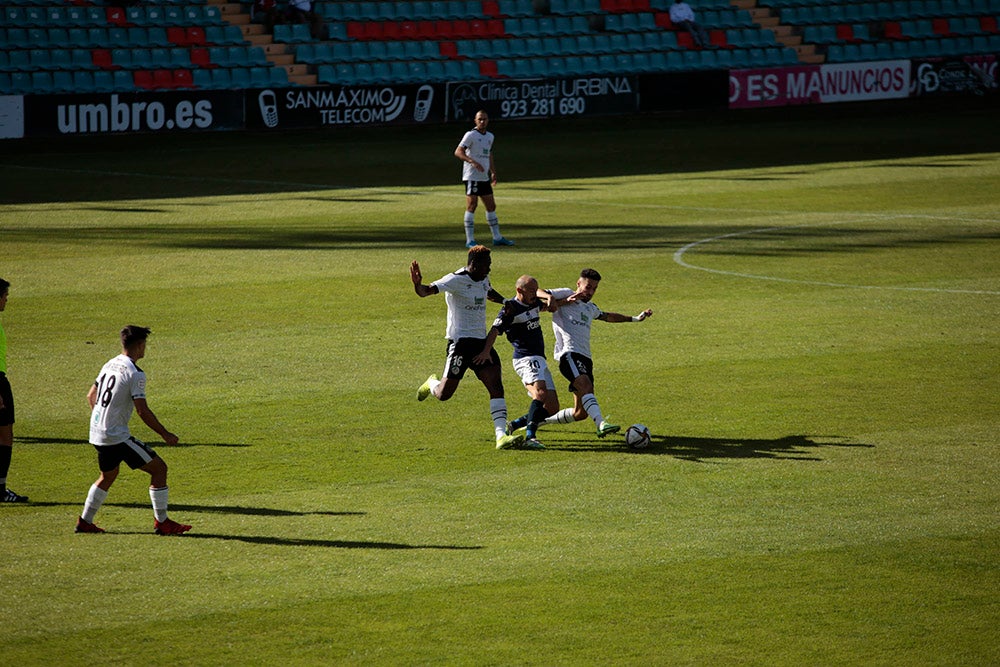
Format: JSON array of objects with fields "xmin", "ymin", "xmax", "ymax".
[{"xmin": 513, "ymin": 355, "xmax": 555, "ymax": 391}]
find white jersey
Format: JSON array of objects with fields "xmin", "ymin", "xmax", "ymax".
[
  {"xmin": 432, "ymin": 269, "xmax": 493, "ymax": 340},
  {"xmin": 459, "ymin": 129, "xmax": 494, "ymax": 182},
  {"xmin": 89, "ymin": 354, "xmax": 146, "ymax": 446},
  {"xmin": 548, "ymin": 287, "xmax": 604, "ymax": 360}
]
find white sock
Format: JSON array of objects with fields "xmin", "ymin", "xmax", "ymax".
[
  {"xmin": 428, "ymin": 377, "xmax": 442, "ymax": 399},
  {"xmin": 150, "ymin": 486, "xmax": 169, "ymax": 522},
  {"xmin": 487, "ymin": 211, "xmax": 501, "ymax": 240},
  {"xmin": 490, "ymin": 398, "xmax": 508, "ymax": 439},
  {"xmin": 464, "ymin": 212, "xmax": 476, "ymax": 244},
  {"xmin": 581, "ymin": 393, "xmax": 604, "ymax": 425},
  {"xmin": 82, "ymin": 484, "xmax": 108, "ymax": 523},
  {"xmin": 543, "ymin": 407, "xmax": 577, "ymax": 425}
]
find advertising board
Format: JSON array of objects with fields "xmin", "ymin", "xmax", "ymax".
[
  {"xmin": 446, "ymin": 76, "xmax": 639, "ymax": 122},
  {"xmin": 23, "ymin": 90, "xmax": 243, "ymax": 137},
  {"xmin": 245, "ymin": 83, "xmax": 445, "ymax": 129},
  {"xmin": 729, "ymin": 60, "xmax": 911, "ymax": 109}
]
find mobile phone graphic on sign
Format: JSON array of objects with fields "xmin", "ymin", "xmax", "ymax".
[
  {"xmin": 414, "ymin": 85, "xmax": 433, "ymax": 122},
  {"xmin": 259, "ymin": 90, "xmax": 278, "ymax": 128}
]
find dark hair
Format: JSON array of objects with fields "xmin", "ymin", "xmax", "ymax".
[
  {"xmin": 120, "ymin": 325, "xmax": 152, "ymax": 349},
  {"xmin": 0, "ymin": 278, "xmax": 9, "ymax": 295},
  {"xmin": 580, "ymin": 268, "xmax": 602, "ymax": 282},
  {"xmin": 468, "ymin": 245, "xmax": 492, "ymax": 265}
]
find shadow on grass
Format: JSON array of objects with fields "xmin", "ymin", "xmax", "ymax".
[
  {"xmin": 6, "ymin": 222, "xmax": 998, "ymax": 254},
  {"xmin": 178, "ymin": 533, "xmax": 482, "ymax": 550},
  {"xmin": 16, "ymin": 435, "xmax": 250, "ymax": 448},
  {"xmin": 28, "ymin": 501, "xmax": 362, "ymax": 518},
  {"xmin": 554, "ymin": 434, "xmax": 873, "ymax": 462}
]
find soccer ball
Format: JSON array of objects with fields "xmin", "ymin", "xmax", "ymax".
[{"xmin": 624, "ymin": 424, "xmax": 651, "ymax": 449}]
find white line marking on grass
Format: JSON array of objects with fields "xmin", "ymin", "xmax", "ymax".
[{"xmin": 674, "ymin": 222, "xmax": 1000, "ymax": 296}]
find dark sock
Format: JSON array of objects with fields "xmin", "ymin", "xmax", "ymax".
[
  {"xmin": 0, "ymin": 445, "xmax": 11, "ymax": 491},
  {"xmin": 525, "ymin": 400, "xmax": 549, "ymax": 439}
]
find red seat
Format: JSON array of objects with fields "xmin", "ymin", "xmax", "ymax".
[
  {"xmin": 451, "ymin": 19, "xmax": 472, "ymax": 39},
  {"xmin": 709, "ymin": 29, "xmax": 727, "ymax": 48},
  {"xmin": 186, "ymin": 27, "xmax": 206, "ymax": 46},
  {"xmin": 654, "ymin": 12, "xmax": 673, "ymax": 29},
  {"xmin": 676, "ymin": 32, "xmax": 695, "ymax": 49},
  {"xmin": 383, "ymin": 22, "xmax": 400, "ymax": 40},
  {"xmin": 439, "ymin": 41, "xmax": 459, "ymax": 58},
  {"xmin": 416, "ymin": 21, "xmax": 436, "ymax": 39},
  {"xmin": 982, "ymin": 16, "xmax": 998, "ymax": 33},
  {"xmin": 479, "ymin": 60, "xmax": 499, "ymax": 78},
  {"xmin": 483, "ymin": 1, "xmax": 500, "ymax": 18},
  {"xmin": 152, "ymin": 69, "xmax": 175, "ymax": 89},
  {"xmin": 883, "ymin": 21, "xmax": 903, "ymax": 39},
  {"xmin": 167, "ymin": 26, "xmax": 187, "ymax": 46},
  {"xmin": 399, "ymin": 21, "xmax": 418, "ymax": 39},
  {"xmin": 105, "ymin": 6, "xmax": 128, "ymax": 26},
  {"xmin": 346, "ymin": 21, "xmax": 364, "ymax": 39},
  {"xmin": 362, "ymin": 21, "xmax": 383, "ymax": 40},
  {"xmin": 835, "ymin": 24, "xmax": 857, "ymax": 43},
  {"xmin": 469, "ymin": 19, "xmax": 488, "ymax": 36},
  {"xmin": 931, "ymin": 18, "xmax": 952, "ymax": 36},
  {"xmin": 190, "ymin": 47, "xmax": 213, "ymax": 68},
  {"xmin": 485, "ymin": 19, "xmax": 505, "ymax": 37},
  {"xmin": 91, "ymin": 48, "xmax": 116, "ymax": 70},
  {"xmin": 133, "ymin": 70, "xmax": 154, "ymax": 89},
  {"xmin": 172, "ymin": 69, "xmax": 193, "ymax": 88},
  {"xmin": 433, "ymin": 20, "xmax": 454, "ymax": 39}
]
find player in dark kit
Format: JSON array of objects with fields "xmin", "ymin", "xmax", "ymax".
[{"xmin": 475, "ymin": 275, "xmax": 559, "ymax": 450}]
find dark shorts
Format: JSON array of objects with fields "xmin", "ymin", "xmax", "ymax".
[
  {"xmin": 558, "ymin": 352, "xmax": 595, "ymax": 392},
  {"xmin": 94, "ymin": 437, "xmax": 158, "ymax": 472},
  {"xmin": 0, "ymin": 373, "xmax": 13, "ymax": 426},
  {"xmin": 464, "ymin": 179, "xmax": 494, "ymax": 197},
  {"xmin": 444, "ymin": 337, "xmax": 501, "ymax": 380}
]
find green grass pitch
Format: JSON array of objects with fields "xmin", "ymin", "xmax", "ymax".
[{"xmin": 1, "ymin": 102, "xmax": 998, "ymax": 664}]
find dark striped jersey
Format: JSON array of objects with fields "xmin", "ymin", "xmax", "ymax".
[{"xmin": 491, "ymin": 297, "xmax": 546, "ymax": 359}]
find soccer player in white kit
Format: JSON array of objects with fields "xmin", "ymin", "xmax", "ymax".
[
  {"xmin": 454, "ymin": 110, "xmax": 514, "ymax": 249},
  {"xmin": 76, "ymin": 325, "xmax": 191, "ymax": 535},
  {"xmin": 542, "ymin": 269, "xmax": 653, "ymax": 438},
  {"xmin": 410, "ymin": 246, "xmax": 524, "ymax": 450}
]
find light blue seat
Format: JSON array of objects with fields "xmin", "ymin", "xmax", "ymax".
[
  {"xmin": 316, "ymin": 64, "xmax": 337, "ymax": 84},
  {"xmin": 249, "ymin": 66, "xmax": 271, "ymax": 87},
  {"xmin": 230, "ymin": 67, "xmax": 251, "ymax": 88},
  {"xmin": 192, "ymin": 68, "xmax": 213, "ymax": 87},
  {"xmin": 71, "ymin": 69, "xmax": 97, "ymax": 92},
  {"xmin": 31, "ymin": 71, "xmax": 55, "ymax": 94}
]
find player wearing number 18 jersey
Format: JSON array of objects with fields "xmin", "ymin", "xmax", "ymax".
[{"xmin": 76, "ymin": 325, "xmax": 190, "ymax": 535}]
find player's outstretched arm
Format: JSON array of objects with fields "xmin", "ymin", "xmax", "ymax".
[
  {"xmin": 599, "ymin": 309, "xmax": 653, "ymax": 323},
  {"xmin": 410, "ymin": 261, "xmax": 438, "ymax": 297}
]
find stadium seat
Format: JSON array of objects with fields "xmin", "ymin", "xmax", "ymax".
[
  {"xmin": 111, "ymin": 69, "xmax": 133, "ymax": 91},
  {"xmin": 152, "ymin": 69, "xmax": 176, "ymax": 89},
  {"xmin": 211, "ymin": 67, "xmax": 233, "ymax": 89},
  {"xmin": 72, "ymin": 69, "xmax": 97, "ymax": 92}
]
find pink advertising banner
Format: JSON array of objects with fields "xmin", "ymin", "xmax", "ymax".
[{"xmin": 729, "ymin": 60, "xmax": 912, "ymax": 109}]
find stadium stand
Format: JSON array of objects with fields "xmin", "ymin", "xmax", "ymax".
[{"xmin": 0, "ymin": 0, "xmax": 997, "ymax": 94}]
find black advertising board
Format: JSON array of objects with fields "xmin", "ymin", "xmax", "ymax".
[
  {"xmin": 446, "ymin": 75, "xmax": 640, "ymax": 122},
  {"xmin": 910, "ymin": 55, "xmax": 998, "ymax": 97},
  {"xmin": 244, "ymin": 83, "xmax": 447, "ymax": 129},
  {"xmin": 23, "ymin": 89, "xmax": 244, "ymax": 137}
]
